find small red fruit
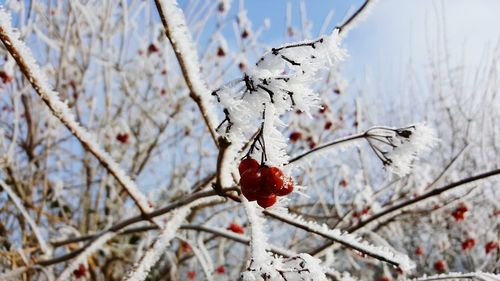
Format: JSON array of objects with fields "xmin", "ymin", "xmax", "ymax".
[
  {"xmin": 0, "ymin": 71, "xmax": 13, "ymax": 84},
  {"xmin": 462, "ymin": 238, "xmax": 475, "ymax": 250},
  {"xmin": 239, "ymin": 158, "xmax": 259, "ymax": 175},
  {"xmin": 377, "ymin": 277, "xmax": 392, "ymax": 281},
  {"xmin": 289, "ymin": 131, "xmax": 302, "ymax": 143},
  {"xmin": 261, "ymin": 166, "xmax": 284, "ymax": 195},
  {"xmin": 452, "ymin": 203, "xmax": 468, "ymax": 221},
  {"xmin": 240, "ymin": 168, "xmax": 262, "ymax": 201},
  {"xmin": 415, "ymin": 246, "xmax": 423, "ymax": 256},
  {"xmin": 241, "ymin": 29, "xmax": 250, "ymax": 39},
  {"xmin": 182, "ymin": 242, "xmax": 191, "ymax": 254},
  {"xmin": 187, "ymin": 271, "xmax": 196, "ymax": 279},
  {"xmin": 216, "ymin": 265, "xmax": 225, "ymax": 274},
  {"xmin": 73, "ymin": 264, "xmax": 86, "ymax": 278},
  {"xmin": 257, "ymin": 193, "xmax": 277, "ymax": 208},
  {"xmin": 228, "ymin": 223, "xmax": 244, "ymax": 234},
  {"xmin": 340, "ymin": 179, "xmax": 348, "ymax": 188},
  {"xmin": 276, "ymin": 178, "xmax": 294, "ymax": 196},
  {"xmin": 116, "ymin": 133, "xmax": 129, "ymax": 144},
  {"xmin": 217, "ymin": 47, "xmax": 226, "ymax": 57},
  {"xmin": 324, "ymin": 121, "xmax": 333, "ymax": 130},
  {"xmin": 434, "ymin": 260, "xmax": 446, "ymax": 272},
  {"xmin": 319, "ymin": 104, "xmax": 328, "ymax": 114},
  {"xmin": 485, "ymin": 241, "xmax": 498, "ymax": 254},
  {"xmin": 147, "ymin": 43, "xmax": 159, "ymax": 54}
]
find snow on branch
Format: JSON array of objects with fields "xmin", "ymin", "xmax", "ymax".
[
  {"xmin": 408, "ymin": 272, "xmax": 500, "ymax": 281},
  {"xmin": 122, "ymin": 206, "xmax": 191, "ymax": 281},
  {"xmin": 122, "ymin": 197, "xmax": 217, "ymax": 281},
  {"xmin": 265, "ymin": 210, "xmax": 416, "ymax": 272},
  {"xmin": 56, "ymin": 232, "xmax": 116, "ymax": 281},
  {"xmin": 241, "ymin": 198, "xmax": 329, "ymax": 281},
  {"xmin": 154, "ymin": 0, "xmax": 219, "ymax": 144},
  {"xmin": 0, "ymin": 7, "xmax": 153, "ymax": 215},
  {"xmin": 0, "ymin": 179, "xmax": 52, "ymax": 256}
]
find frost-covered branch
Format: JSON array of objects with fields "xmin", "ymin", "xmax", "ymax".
[
  {"xmin": 290, "ymin": 124, "xmax": 436, "ymax": 176},
  {"xmin": 264, "ymin": 210, "xmax": 416, "ymax": 272},
  {"xmin": 408, "ymin": 272, "xmax": 500, "ymax": 281},
  {"xmin": 0, "ymin": 8, "xmax": 153, "ymax": 215},
  {"xmin": 122, "ymin": 206, "xmax": 193, "ymax": 281},
  {"xmin": 0, "ymin": 179, "xmax": 52, "ymax": 256},
  {"xmin": 154, "ymin": 0, "xmax": 219, "ymax": 145},
  {"xmin": 337, "ymin": 0, "xmax": 376, "ymax": 35}
]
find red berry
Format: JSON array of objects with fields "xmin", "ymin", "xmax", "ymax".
[
  {"xmin": 485, "ymin": 241, "xmax": 498, "ymax": 254},
  {"xmin": 319, "ymin": 104, "xmax": 328, "ymax": 114},
  {"xmin": 434, "ymin": 260, "xmax": 446, "ymax": 271},
  {"xmin": 187, "ymin": 271, "xmax": 196, "ymax": 279},
  {"xmin": 276, "ymin": 177, "xmax": 294, "ymax": 196},
  {"xmin": 257, "ymin": 193, "xmax": 277, "ymax": 208},
  {"xmin": 216, "ymin": 265, "xmax": 225, "ymax": 274},
  {"xmin": 377, "ymin": 277, "xmax": 392, "ymax": 281},
  {"xmin": 73, "ymin": 264, "xmax": 86, "ymax": 278},
  {"xmin": 260, "ymin": 166, "xmax": 284, "ymax": 196},
  {"xmin": 462, "ymin": 238, "xmax": 475, "ymax": 250},
  {"xmin": 228, "ymin": 223, "xmax": 244, "ymax": 234},
  {"xmin": 182, "ymin": 242, "xmax": 191, "ymax": 254},
  {"xmin": 0, "ymin": 71, "xmax": 13, "ymax": 84},
  {"xmin": 217, "ymin": 47, "xmax": 226, "ymax": 57},
  {"xmin": 340, "ymin": 179, "xmax": 348, "ymax": 188},
  {"xmin": 147, "ymin": 43, "xmax": 159, "ymax": 54},
  {"xmin": 240, "ymin": 168, "xmax": 262, "ymax": 201},
  {"xmin": 415, "ymin": 246, "xmax": 423, "ymax": 256},
  {"xmin": 239, "ymin": 158, "xmax": 259, "ymax": 175},
  {"xmin": 241, "ymin": 30, "xmax": 250, "ymax": 39},
  {"xmin": 289, "ymin": 131, "xmax": 302, "ymax": 143},
  {"xmin": 116, "ymin": 133, "xmax": 129, "ymax": 144},
  {"xmin": 452, "ymin": 203, "xmax": 468, "ymax": 221},
  {"xmin": 324, "ymin": 121, "xmax": 333, "ymax": 130}
]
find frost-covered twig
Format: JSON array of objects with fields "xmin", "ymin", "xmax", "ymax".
[
  {"xmin": 0, "ymin": 179, "xmax": 52, "ymax": 256},
  {"xmin": 264, "ymin": 210, "xmax": 416, "ymax": 272},
  {"xmin": 408, "ymin": 271, "xmax": 500, "ymax": 281},
  {"xmin": 154, "ymin": 0, "xmax": 219, "ymax": 145},
  {"xmin": 55, "ymin": 232, "xmax": 116, "ymax": 281},
  {"xmin": 0, "ymin": 8, "xmax": 153, "ymax": 215},
  {"xmin": 290, "ymin": 124, "xmax": 436, "ymax": 177},
  {"xmin": 337, "ymin": 0, "xmax": 376, "ymax": 35},
  {"xmin": 122, "ymin": 206, "xmax": 192, "ymax": 281}
]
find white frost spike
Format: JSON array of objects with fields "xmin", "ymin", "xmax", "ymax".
[
  {"xmin": 367, "ymin": 123, "xmax": 437, "ymax": 177},
  {"xmin": 262, "ymin": 103, "xmax": 288, "ymax": 166}
]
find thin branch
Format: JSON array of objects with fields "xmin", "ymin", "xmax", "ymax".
[
  {"xmin": 0, "ymin": 179, "xmax": 52, "ymax": 256},
  {"xmin": 154, "ymin": 0, "xmax": 219, "ymax": 146},
  {"xmin": 309, "ymin": 168, "xmax": 500, "ymax": 256},
  {"xmin": 337, "ymin": 0, "xmax": 374, "ymax": 35}
]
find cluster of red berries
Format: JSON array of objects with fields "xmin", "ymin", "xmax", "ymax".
[
  {"xmin": 239, "ymin": 158, "xmax": 294, "ymax": 208},
  {"xmin": 451, "ymin": 203, "xmax": 468, "ymax": 221}
]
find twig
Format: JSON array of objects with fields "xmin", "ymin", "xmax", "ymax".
[
  {"xmin": 0, "ymin": 179, "xmax": 52, "ymax": 256},
  {"xmin": 154, "ymin": 0, "xmax": 219, "ymax": 146}
]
